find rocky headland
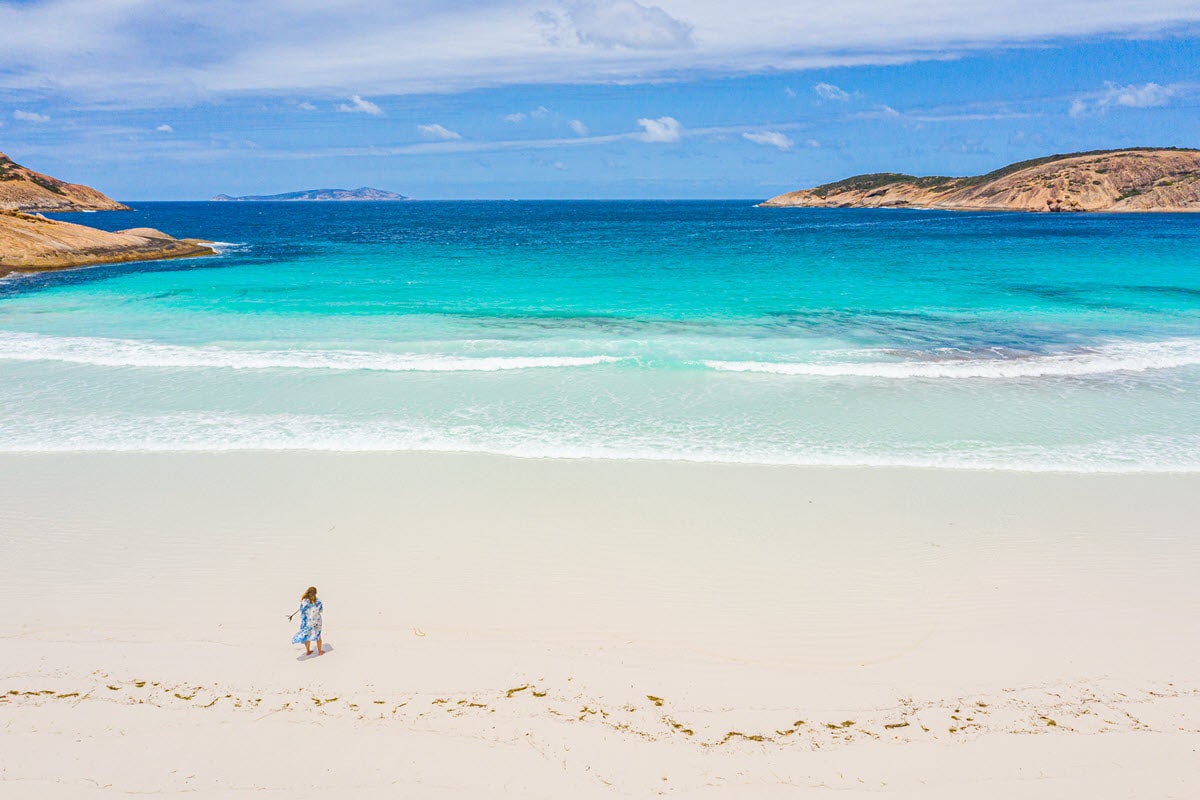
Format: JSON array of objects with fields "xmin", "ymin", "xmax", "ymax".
[
  {"xmin": 759, "ymin": 148, "xmax": 1200, "ymax": 212},
  {"xmin": 0, "ymin": 152, "xmax": 129, "ymax": 212},
  {"xmin": 0, "ymin": 152, "xmax": 213, "ymax": 275},
  {"xmin": 1, "ymin": 210, "xmax": 215, "ymax": 275}
]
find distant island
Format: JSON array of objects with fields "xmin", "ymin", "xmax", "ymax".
[
  {"xmin": 760, "ymin": 148, "xmax": 1200, "ymax": 212},
  {"xmin": 211, "ymin": 187, "xmax": 408, "ymax": 202},
  {"xmin": 0, "ymin": 152, "xmax": 213, "ymax": 275}
]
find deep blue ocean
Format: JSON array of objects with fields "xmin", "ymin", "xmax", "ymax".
[{"xmin": 2, "ymin": 201, "xmax": 1199, "ymax": 470}]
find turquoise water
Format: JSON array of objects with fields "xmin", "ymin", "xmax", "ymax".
[{"xmin": 2, "ymin": 201, "xmax": 1199, "ymax": 470}]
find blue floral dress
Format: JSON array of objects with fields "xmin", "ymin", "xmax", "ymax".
[{"xmin": 291, "ymin": 599, "xmax": 323, "ymax": 644}]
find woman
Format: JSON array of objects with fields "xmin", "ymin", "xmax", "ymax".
[{"xmin": 291, "ymin": 586, "xmax": 324, "ymax": 656}]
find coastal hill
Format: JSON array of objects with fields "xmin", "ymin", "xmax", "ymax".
[
  {"xmin": 0, "ymin": 152, "xmax": 213, "ymax": 275},
  {"xmin": 212, "ymin": 187, "xmax": 407, "ymax": 201},
  {"xmin": 0, "ymin": 152, "xmax": 129, "ymax": 212},
  {"xmin": 760, "ymin": 148, "xmax": 1200, "ymax": 212}
]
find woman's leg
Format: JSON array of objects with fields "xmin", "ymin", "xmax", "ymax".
[{"xmin": 316, "ymin": 636, "xmax": 323, "ymax": 655}]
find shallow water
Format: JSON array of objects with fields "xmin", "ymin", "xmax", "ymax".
[{"xmin": 2, "ymin": 201, "xmax": 1199, "ymax": 470}]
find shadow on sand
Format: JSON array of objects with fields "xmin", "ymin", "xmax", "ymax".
[{"xmin": 296, "ymin": 643, "xmax": 334, "ymax": 662}]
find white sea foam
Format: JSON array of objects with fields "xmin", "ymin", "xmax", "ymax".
[
  {"xmin": 703, "ymin": 338, "xmax": 1200, "ymax": 379},
  {"xmin": 205, "ymin": 241, "xmax": 248, "ymax": 254},
  {"xmin": 0, "ymin": 411, "xmax": 1197, "ymax": 472},
  {"xmin": 0, "ymin": 331, "xmax": 622, "ymax": 372}
]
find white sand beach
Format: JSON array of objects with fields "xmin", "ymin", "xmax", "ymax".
[{"xmin": 2, "ymin": 452, "xmax": 1198, "ymax": 798}]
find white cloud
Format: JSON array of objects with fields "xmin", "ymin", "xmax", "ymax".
[
  {"xmin": 1106, "ymin": 81, "xmax": 1175, "ymax": 108},
  {"xmin": 911, "ymin": 109, "xmax": 1037, "ymax": 122},
  {"xmin": 155, "ymin": 123, "xmax": 174, "ymax": 132},
  {"xmin": 14, "ymin": 110, "xmax": 50, "ymax": 123},
  {"xmin": 184, "ymin": 118, "xmax": 804, "ymax": 160},
  {"xmin": 1069, "ymin": 81, "xmax": 1177, "ymax": 117},
  {"xmin": 337, "ymin": 95, "xmax": 383, "ymax": 115},
  {"xmin": 814, "ymin": 82, "xmax": 850, "ymax": 101},
  {"xmin": 552, "ymin": 160, "xmax": 567, "ymax": 170},
  {"xmin": 504, "ymin": 105, "xmax": 550, "ymax": 123},
  {"xmin": 298, "ymin": 101, "xmax": 317, "ymax": 111},
  {"xmin": 636, "ymin": 116, "xmax": 681, "ymax": 143},
  {"xmin": 848, "ymin": 104, "xmax": 902, "ymax": 120},
  {"xmin": 3, "ymin": 2, "xmax": 1200, "ymax": 106},
  {"xmin": 742, "ymin": 131, "xmax": 794, "ymax": 150},
  {"xmin": 804, "ymin": 138, "xmax": 821, "ymax": 148},
  {"xmin": 784, "ymin": 87, "xmax": 797, "ymax": 97},
  {"xmin": 418, "ymin": 123, "xmax": 462, "ymax": 140},
  {"xmin": 569, "ymin": 118, "xmax": 589, "ymax": 136},
  {"xmin": 559, "ymin": 0, "xmax": 694, "ymax": 50}
]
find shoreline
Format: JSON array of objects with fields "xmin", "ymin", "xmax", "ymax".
[
  {"xmin": 3, "ymin": 451, "xmax": 1197, "ymax": 796},
  {"xmin": 759, "ymin": 201, "xmax": 1200, "ymax": 213},
  {"xmin": 0, "ymin": 209, "xmax": 215, "ymax": 277},
  {"xmin": 0, "ymin": 244, "xmax": 216, "ymax": 279},
  {"xmin": 0, "ymin": 445, "xmax": 1196, "ymax": 475}
]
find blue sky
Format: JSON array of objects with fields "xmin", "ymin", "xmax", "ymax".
[{"xmin": 2, "ymin": 0, "xmax": 1199, "ymax": 199}]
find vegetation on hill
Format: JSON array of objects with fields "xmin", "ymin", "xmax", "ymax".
[
  {"xmin": 763, "ymin": 148, "xmax": 1200, "ymax": 213},
  {"xmin": 0, "ymin": 152, "xmax": 128, "ymax": 212}
]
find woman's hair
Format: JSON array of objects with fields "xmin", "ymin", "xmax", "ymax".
[{"xmin": 302, "ymin": 586, "xmax": 318, "ymax": 603}]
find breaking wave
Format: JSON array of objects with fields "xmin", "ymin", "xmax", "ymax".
[
  {"xmin": 0, "ymin": 411, "xmax": 1196, "ymax": 472},
  {"xmin": 703, "ymin": 339, "xmax": 1200, "ymax": 379},
  {"xmin": 0, "ymin": 331, "xmax": 622, "ymax": 372}
]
